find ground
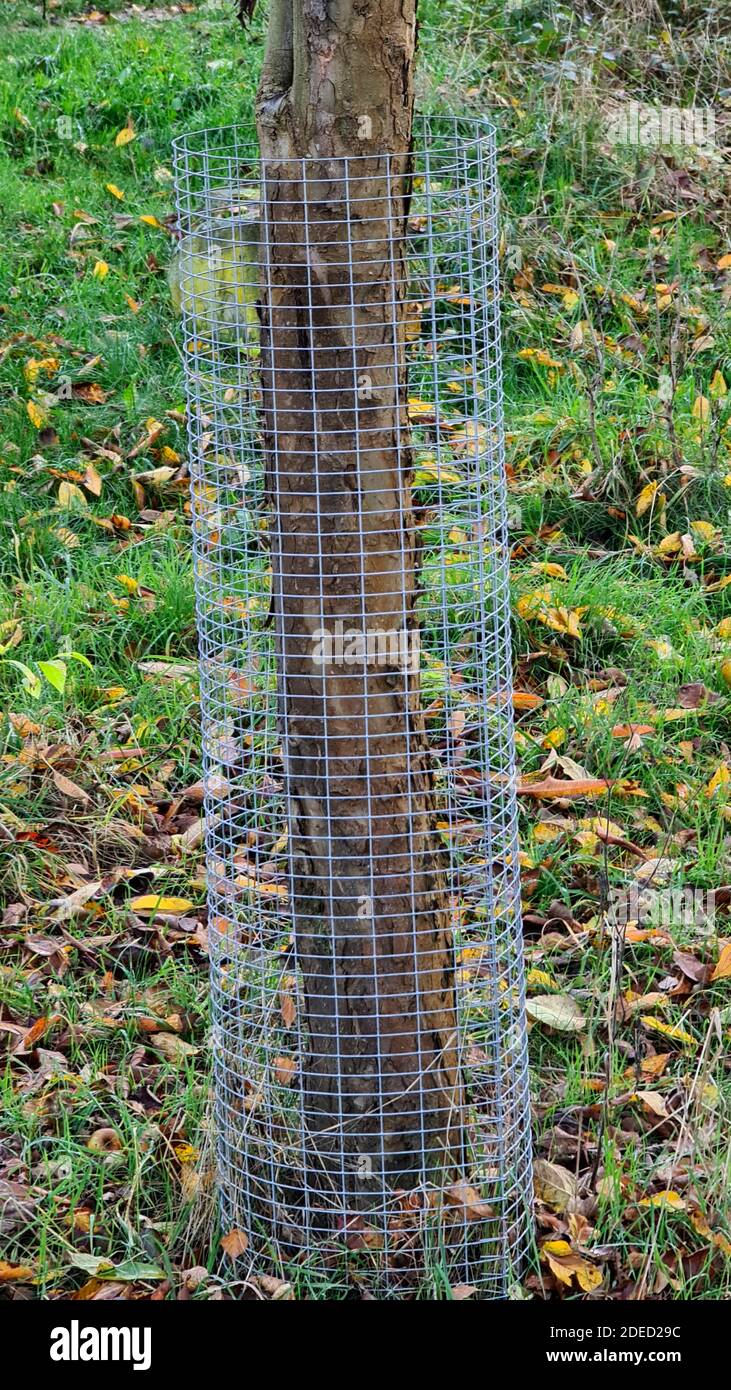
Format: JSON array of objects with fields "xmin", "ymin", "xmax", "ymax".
[{"xmin": 0, "ymin": 0, "xmax": 730, "ymax": 1300}]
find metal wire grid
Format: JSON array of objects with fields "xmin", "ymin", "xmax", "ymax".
[{"xmin": 173, "ymin": 116, "xmax": 532, "ymax": 1297}]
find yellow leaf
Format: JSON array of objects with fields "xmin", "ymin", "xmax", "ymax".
[
  {"xmin": 106, "ymin": 183, "xmax": 125, "ymax": 200},
  {"xmin": 710, "ymin": 370, "xmax": 727, "ymax": 398},
  {"xmin": 114, "ymin": 123, "xmax": 136, "ymax": 147},
  {"xmin": 529, "ymin": 561, "xmax": 568, "ymax": 580},
  {"xmin": 706, "ymin": 763, "xmax": 730, "ymax": 797},
  {"xmin": 646, "ymin": 638, "xmax": 676, "ymax": 660},
  {"xmin": 636, "ymin": 480, "xmax": 665, "ymax": 516},
  {"xmin": 407, "ymin": 397, "xmax": 435, "ymax": 420},
  {"xmin": 639, "ymin": 1190, "xmax": 686, "ymax": 1211},
  {"xmin": 641, "ymin": 1016, "xmax": 696, "ymax": 1046},
  {"xmin": 58, "ymin": 480, "xmax": 88, "ymax": 509},
  {"xmin": 125, "ymin": 295, "xmax": 141, "ymax": 314},
  {"xmin": 542, "ymin": 605, "xmax": 583, "ymax": 638},
  {"xmin": 116, "ymin": 573, "xmax": 139, "ymax": 595},
  {"xmin": 413, "ymin": 457, "xmax": 462, "ymax": 486},
  {"xmin": 711, "ymin": 943, "xmax": 731, "ymax": 982},
  {"xmin": 542, "ymin": 1241, "xmax": 602, "ymax": 1291},
  {"xmin": 26, "ymin": 399, "xmax": 47, "ymax": 429},
  {"xmin": 692, "ymin": 394, "xmax": 710, "ymax": 422},
  {"xmin": 718, "ymin": 254, "xmax": 731, "ymax": 270},
  {"xmin": 92, "ymin": 260, "xmax": 109, "ymax": 280},
  {"xmin": 526, "ymin": 968, "xmax": 556, "ymax": 991},
  {"xmin": 518, "ymin": 347, "xmax": 563, "ymax": 370},
  {"xmin": 236, "ymin": 874, "xmax": 288, "ymax": 898},
  {"xmin": 689, "ymin": 519, "xmax": 719, "ymax": 544},
  {"xmin": 140, "ymin": 214, "xmax": 163, "ymax": 228},
  {"xmin": 130, "ymin": 895, "xmax": 195, "ymax": 915},
  {"xmin": 516, "ymin": 586, "xmax": 553, "ymax": 620},
  {"xmin": 542, "ymin": 727, "xmax": 566, "ymax": 749}
]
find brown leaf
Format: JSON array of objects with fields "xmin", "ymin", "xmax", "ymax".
[
  {"xmin": 280, "ymin": 992, "xmax": 296, "ymax": 1027},
  {"xmin": 677, "ymin": 681, "xmax": 720, "ymax": 709},
  {"xmin": 52, "ymin": 769, "xmax": 91, "ymax": 804},
  {"xmin": 87, "ymin": 1128, "xmax": 123, "ymax": 1153},
  {"xmin": 220, "ymin": 1228, "xmax": 249, "ymax": 1259},
  {"xmin": 517, "ymin": 776, "xmax": 611, "ymax": 800},
  {"xmin": 273, "ymin": 1055, "xmax": 297, "ymax": 1086},
  {"xmin": 443, "ymin": 1180, "xmax": 494, "ymax": 1221},
  {"xmin": 533, "ymin": 1158, "xmax": 579, "ymax": 1212},
  {"xmin": 0, "ymin": 1261, "xmax": 34, "ymax": 1283},
  {"xmin": 150, "ymin": 1032, "xmax": 198, "ymax": 1062}
]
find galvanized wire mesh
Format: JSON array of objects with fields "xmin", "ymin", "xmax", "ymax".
[{"xmin": 172, "ymin": 116, "xmax": 532, "ymax": 1298}]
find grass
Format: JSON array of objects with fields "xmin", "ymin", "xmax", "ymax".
[{"xmin": 0, "ymin": 0, "xmax": 730, "ymax": 1300}]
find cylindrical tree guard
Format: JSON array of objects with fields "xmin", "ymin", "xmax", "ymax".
[{"xmin": 173, "ymin": 117, "xmax": 532, "ymax": 1298}]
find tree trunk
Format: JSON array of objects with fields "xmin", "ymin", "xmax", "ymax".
[{"xmin": 255, "ymin": 0, "xmax": 461, "ymax": 1204}]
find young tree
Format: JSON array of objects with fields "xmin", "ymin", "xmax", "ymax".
[{"xmin": 253, "ymin": 0, "xmax": 461, "ymax": 1202}]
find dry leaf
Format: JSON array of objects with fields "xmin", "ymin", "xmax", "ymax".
[
  {"xmin": 220, "ymin": 1228, "xmax": 249, "ymax": 1259},
  {"xmin": 273, "ymin": 1055, "xmax": 297, "ymax": 1086},
  {"xmin": 517, "ymin": 776, "xmax": 611, "ymax": 800},
  {"xmin": 52, "ymin": 769, "xmax": 91, "ymax": 805},
  {"xmin": 0, "ymin": 1261, "xmax": 34, "ymax": 1283},
  {"xmin": 711, "ymin": 943, "xmax": 731, "ymax": 982},
  {"xmin": 526, "ymin": 994, "xmax": 586, "ymax": 1032},
  {"xmin": 150, "ymin": 1033, "xmax": 198, "ymax": 1062},
  {"xmin": 542, "ymin": 1240, "xmax": 602, "ymax": 1292},
  {"xmin": 533, "ymin": 1159, "xmax": 579, "ymax": 1212}
]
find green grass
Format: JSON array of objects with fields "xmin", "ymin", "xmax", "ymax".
[{"xmin": 0, "ymin": 0, "xmax": 730, "ymax": 1300}]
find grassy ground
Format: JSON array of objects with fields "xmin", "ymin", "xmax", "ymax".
[{"xmin": 0, "ymin": 0, "xmax": 730, "ymax": 1300}]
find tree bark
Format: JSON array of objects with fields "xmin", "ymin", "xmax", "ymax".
[{"xmin": 256, "ymin": 0, "xmax": 461, "ymax": 1204}]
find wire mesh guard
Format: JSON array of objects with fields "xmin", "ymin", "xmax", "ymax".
[{"xmin": 172, "ymin": 117, "xmax": 532, "ymax": 1297}]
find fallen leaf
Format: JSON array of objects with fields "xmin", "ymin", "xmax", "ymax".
[
  {"xmin": 533, "ymin": 1159, "xmax": 579, "ymax": 1212},
  {"xmin": 87, "ymin": 1128, "xmax": 123, "ymax": 1153},
  {"xmin": 0, "ymin": 1261, "xmax": 34, "ymax": 1283},
  {"xmin": 52, "ymin": 769, "xmax": 91, "ymax": 805},
  {"xmin": 542, "ymin": 1240, "xmax": 602, "ymax": 1292},
  {"xmin": 273, "ymin": 1055, "xmax": 297, "ymax": 1086},
  {"xmin": 526, "ymin": 994, "xmax": 586, "ymax": 1032},
  {"xmin": 130, "ymin": 895, "xmax": 194, "ymax": 915},
  {"xmin": 639, "ymin": 1190, "xmax": 686, "ymax": 1211},
  {"xmin": 636, "ymin": 480, "xmax": 665, "ymax": 517},
  {"xmin": 711, "ymin": 943, "xmax": 731, "ymax": 982},
  {"xmin": 150, "ymin": 1033, "xmax": 198, "ymax": 1062},
  {"xmin": 640, "ymin": 1016, "xmax": 696, "ymax": 1047},
  {"xmin": 517, "ymin": 776, "xmax": 611, "ymax": 800},
  {"xmin": 220, "ymin": 1228, "xmax": 249, "ymax": 1259}
]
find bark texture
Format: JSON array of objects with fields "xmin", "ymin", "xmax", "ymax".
[{"xmin": 256, "ymin": 0, "xmax": 461, "ymax": 1201}]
